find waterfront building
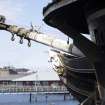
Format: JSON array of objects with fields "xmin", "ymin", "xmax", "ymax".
[{"xmin": 0, "ymin": 67, "xmax": 67, "ymax": 93}]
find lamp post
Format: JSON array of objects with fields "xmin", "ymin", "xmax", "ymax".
[
  {"xmin": 29, "ymin": 70, "xmax": 38, "ymax": 103},
  {"xmin": 35, "ymin": 70, "xmax": 38, "ymax": 102}
]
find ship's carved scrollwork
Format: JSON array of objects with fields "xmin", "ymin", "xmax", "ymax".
[{"xmin": 49, "ymin": 50, "xmax": 65, "ymax": 76}]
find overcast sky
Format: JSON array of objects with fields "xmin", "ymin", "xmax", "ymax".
[{"xmin": 0, "ymin": 0, "xmax": 71, "ymax": 72}]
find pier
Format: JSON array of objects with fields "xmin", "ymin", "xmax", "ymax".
[{"xmin": 0, "ymin": 85, "xmax": 72, "ymax": 103}]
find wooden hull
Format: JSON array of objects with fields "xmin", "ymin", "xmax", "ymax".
[
  {"xmin": 43, "ymin": 1, "xmax": 105, "ymax": 104},
  {"xmin": 49, "ymin": 50, "xmax": 96, "ymax": 104}
]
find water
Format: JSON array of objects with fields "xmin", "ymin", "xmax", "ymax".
[{"xmin": 0, "ymin": 93, "xmax": 79, "ymax": 105}]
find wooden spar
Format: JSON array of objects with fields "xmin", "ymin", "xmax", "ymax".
[{"xmin": 0, "ymin": 22, "xmax": 71, "ymax": 53}]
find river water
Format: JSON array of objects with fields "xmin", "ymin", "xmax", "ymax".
[{"xmin": 0, "ymin": 93, "xmax": 79, "ymax": 105}]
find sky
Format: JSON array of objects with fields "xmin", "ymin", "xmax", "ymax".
[{"xmin": 0, "ymin": 0, "xmax": 70, "ymax": 72}]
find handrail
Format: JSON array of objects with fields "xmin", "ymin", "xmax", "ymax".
[{"xmin": 0, "ymin": 85, "xmax": 68, "ymax": 93}]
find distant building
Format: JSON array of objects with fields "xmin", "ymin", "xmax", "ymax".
[
  {"xmin": 2, "ymin": 66, "xmax": 30, "ymax": 74},
  {"xmin": 0, "ymin": 67, "xmax": 17, "ymax": 76}
]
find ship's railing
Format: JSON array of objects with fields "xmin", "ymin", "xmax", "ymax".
[
  {"xmin": 43, "ymin": 0, "xmax": 77, "ymax": 16},
  {"xmin": 0, "ymin": 85, "xmax": 68, "ymax": 93}
]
